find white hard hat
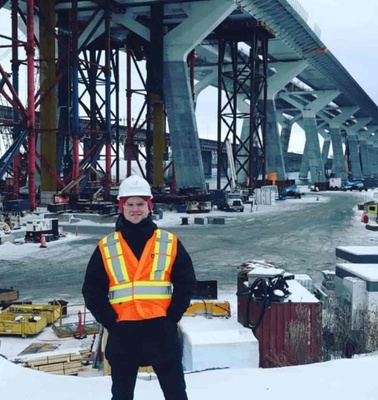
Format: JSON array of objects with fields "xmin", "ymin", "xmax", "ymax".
[{"xmin": 117, "ymin": 175, "xmax": 153, "ymax": 199}]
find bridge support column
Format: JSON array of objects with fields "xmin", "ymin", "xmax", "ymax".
[
  {"xmin": 345, "ymin": 118, "xmax": 371, "ymax": 180},
  {"xmin": 298, "ymin": 144, "xmax": 309, "ymax": 181},
  {"xmin": 300, "ymin": 111, "xmax": 326, "ymax": 183},
  {"xmin": 329, "ymin": 126, "xmax": 346, "ymax": 180},
  {"xmin": 345, "ymin": 134, "xmax": 361, "ymax": 180},
  {"xmin": 299, "ymin": 91, "xmax": 340, "ymax": 183},
  {"xmin": 358, "ymin": 126, "xmax": 378, "ymax": 177},
  {"xmin": 265, "ymin": 61, "xmax": 307, "ymax": 180},
  {"xmin": 371, "ymin": 142, "xmax": 378, "ymax": 175},
  {"xmin": 280, "ymin": 119, "xmax": 292, "ymax": 156},
  {"xmin": 365, "ymin": 142, "xmax": 374, "ymax": 176},
  {"xmin": 279, "ymin": 89, "xmax": 339, "ymax": 183},
  {"xmin": 322, "ymin": 107, "xmax": 358, "ymax": 181},
  {"xmin": 359, "ymin": 138, "xmax": 370, "ymax": 177},
  {"xmin": 322, "ymin": 136, "xmax": 331, "ymax": 170},
  {"xmin": 163, "ymin": 0, "xmax": 236, "ymax": 190},
  {"xmin": 201, "ymin": 150, "xmax": 212, "ymax": 178}
]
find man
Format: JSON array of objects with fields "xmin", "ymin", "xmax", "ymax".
[{"xmin": 82, "ymin": 175, "xmax": 196, "ymax": 400}]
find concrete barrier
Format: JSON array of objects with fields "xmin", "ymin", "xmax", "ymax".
[
  {"xmin": 181, "ymin": 217, "xmax": 190, "ymax": 225},
  {"xmin": 0, "ymin": 234, "xmax": 15, "ymax": 244},
  {"xmin": 206, "ymin": 217, "xmax": 225, "ymax": 225}
]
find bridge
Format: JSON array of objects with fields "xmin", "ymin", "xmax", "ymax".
[{"xmin": 0, "ymin": 1, "xmax": 376, "ymax": 208}]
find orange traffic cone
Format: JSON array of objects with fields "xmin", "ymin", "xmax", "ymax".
[{"xmin": 40, "ymin": 234, "xmax": 47, "ymax": 248}]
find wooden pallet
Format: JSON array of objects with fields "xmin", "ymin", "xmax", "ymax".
[{"xmin": 22, "ymin": 352, "xmax": 85, "ymax": 376}]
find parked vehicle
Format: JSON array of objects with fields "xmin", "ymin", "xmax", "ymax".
[
  {"xmin": 342, "ymin": 180, "xmax": 367, "ymax": 192},
  {"xmin": 329, "ymin": 177, "xmax": 342, "ymax": 190},
  {"xmin": 211, "ymin": 190, "xmax": 244, "ymax": 212},
  {"xmin": 280, "ymin": 184, "xmax": 301, "ymax": 199}
]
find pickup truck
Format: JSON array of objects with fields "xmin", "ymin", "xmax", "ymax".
[{"xmin": 341, "ymin": 180, "xmax": 367, "ymax": 192}]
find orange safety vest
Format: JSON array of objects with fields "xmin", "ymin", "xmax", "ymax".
[{"xmin": 99, "ymin": 229, "xmax": 178, "ymax": 321}]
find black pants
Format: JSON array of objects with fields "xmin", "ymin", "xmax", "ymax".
[{"xmin": 110, "ymin": 357, "xmax": 188, "ymax": 400}]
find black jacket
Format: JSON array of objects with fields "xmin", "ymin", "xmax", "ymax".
[{"xmin": 82, "ymin": 213, "xmax": 196, "ymax": 365}]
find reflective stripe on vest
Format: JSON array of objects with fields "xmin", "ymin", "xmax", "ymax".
[
  {"xmin": 102, "ymin": 232, "xmax": 129, "ymax": 283},
  {"xmin": 102, "ymin": 229, "xmax": 174, "ymax": 303},
  {"xmin": 150, "ymin": 229, "xmax": 174, "ymax": 280},
  {"xmin": 109, "ymin": 281, "xmax": 172, "ymax": 304}
]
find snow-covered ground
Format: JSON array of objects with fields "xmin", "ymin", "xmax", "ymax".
[
  {"xmin": 0, "ymin": 187, "xmax": 377, "ymax": 400},
  {"xmin": 1, "ymin": 341, "xmax": 378, "ymax": 400}
]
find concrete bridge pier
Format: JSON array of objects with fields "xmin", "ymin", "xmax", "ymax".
[
  {"xmin": 278, "ymin": 89, "xmax": 339, "ymax": 183},
  {"xmin": 280, "ymin": 119, "xmax": 292, "ymax": 157},
  {"xmin": 371, "ymin": 142, "xmax": 378, "ymax": 175},
  {"xmin": 326, "ymin": 107, "xmax": 359, "ymax": 181},
  {"xmin": 201, "ymin": 150, "xmax": 212, "ymax": 178},
  {"xmin": 298, "ymin": 91, "xmax": 340, "ymax": 183},
  {"xmin": 300, "ymin": 110, "xmax": 326, "ymax": 183},
  {"xmin": 365, "ymin": 142, "xmax": 375, "ymax": 176},
  {"xmin": 265, "ymin": 61, "xmax": 307, "ymax": 180},
  {"xmin": 163, "ymin": 0, "xmax": 236, "ymax": 191},
  {"xmin": 321, "ymin": 135, "xmax": 331, "ymax": 169},
  {"xmin": 358, "ymin": 126, "xmax": 378, "ymax": 177},
  {"xmin": 329, "ymin": 126, "xmax": 346, "ymax": 180},
  {"xmin": 345, "ymin": 134, "xmax": 361, "ymax": 180},
  {"xmin": 359, "ymin": 137, "xmax": 370, "ymax": 177},
  {"xmin": 345, "ymin": 118, "xmax": 371, "ymax": 180}
]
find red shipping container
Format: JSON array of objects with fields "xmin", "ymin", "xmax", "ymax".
[{"xmin": 237, "ymin": 272, "xmax": 322, "ymax": 368}]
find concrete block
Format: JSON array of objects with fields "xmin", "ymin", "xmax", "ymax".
[
  {"xmin": 0, "ymin": 234, "xmax": 15, "ymax": 244},
  {"xmin": 58, "ymin": 214, "xmax": 72, "ymax": 222},
  {"xmin": 194, "ymin": 217, "xmax": 206, "ymax": 225},
  {"xmin": 180, "ymin": 317, "xmax": 259, "ymax": 371},
  {"xmin": 212, "ymin": 217, "xmax": 225, "ymax": 225}
]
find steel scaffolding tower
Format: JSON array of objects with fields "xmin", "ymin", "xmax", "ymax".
[{"xmin": 215, "ymin": 20, "xmax": 274, "ymax": 192}]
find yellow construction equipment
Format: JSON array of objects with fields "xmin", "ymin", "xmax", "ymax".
[
  {"xmin": 7, "ymin": 304, "xmax": 62, "ymax": 325},
  {"xmin": 0, "ymin": 312, "xmax": 47, "ymax": 337},
  {"xmin": 184, "ymin": 301, "xmax": 231, "ymax": 318}
]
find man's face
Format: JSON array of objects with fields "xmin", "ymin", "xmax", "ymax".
[{"xmin": 122, "ymin": 196, "xmax": 149, "ymax": 224}]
